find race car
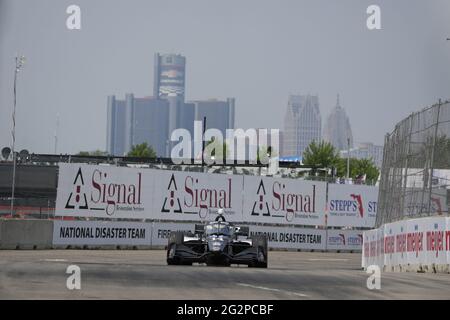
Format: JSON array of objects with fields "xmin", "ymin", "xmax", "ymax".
[{"xmin": 166, "ymin": 210, "xmax": 268, "ymax": 268}]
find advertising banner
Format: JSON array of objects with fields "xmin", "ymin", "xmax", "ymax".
[
  {"xmin": 152, "ymin": 170, "xmax": 244, "ymax": 222},
  {"xmin": 151, "ymin": 222, "xmax": 195, "ymax": 247},
  {"xmin": 326, "ymin": 229, "xmax": 363, "ymax": 251},
  {"xmin": 52, "ymin": 220, "xmax": 360, "ymax": 251},
  {"xmin": 242, "ymin": 176, "xmax": 327, "ymax": 226},
  {"xmin": 422, "ymin": 217, "xmax": 447, "ymax": 265},
  {"xmin": 383, "ymin": 220, "xmax": 407, "ymax": 268},
  {"xmin": 327, "ymin": 184, "xmax": 378, "ymax": 228},
  {"xmin": 405, "ymin": 218, "xmax": 426, "ymax": 266},
  {"xmin": 56, "ymin": 163, "xmax": 380, "ymax": 229},
  {"xmin": 55, "ymin": 163, "xmax": 156, "ymax": 219},
  {"xmin": 362, "ymin": 228, "xmax": 381, "ymax": 269},
  {"xmin": 363, "ymin": 217, "xmax": 450, "ymax": 270},
  {"xmin": 53, "ymin": 220, "xmax": 151, "ymax": 246},
  {"xmin": 151, "ymin": 222, "xmax": 326, "ymax": 250},
  {"xmin": 246, "ymin": 225, "xmax": 326, "ymax": 250}
]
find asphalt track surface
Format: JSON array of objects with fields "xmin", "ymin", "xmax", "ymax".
[{"xmin": 0, "ymin": 250, "xmax": 449, "ymax": 299}]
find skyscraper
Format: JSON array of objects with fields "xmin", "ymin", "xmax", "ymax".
[
  {"xmin": 191, "ymin": 98, "xmax": 235, "ymax": 137},
  {"xmin": 153, "ymin": 53, "xmax": 186, "ymax": 100},
  {"xmin": 282, "ymin": 94, "xmax": 322, "ymax": 157},
  {"xmin": 107, "ymin": 53, "xmax": 235, "ymax": 158},
  {"xmin": 154, "ymin": 53, "xmax": 187, "ymax": 151},
  {"xmin": 323, "ymin": 94, "xmax": 353, "ymax": 151},
  {"xmin": 106, "ymin": 94, "xmax": 169, "ymax": 157}
]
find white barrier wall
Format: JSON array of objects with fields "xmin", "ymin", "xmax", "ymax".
[
  {"xmin": 362, "ymin": 217, "xmax": 450, "ymax": 272},
  {"xmin": 52, "ymin": 220, "xmax": 362, "ymax": 251},
  {"xmin": 327, "ymin": 184, "xmax": 378, "ymax": 228}
]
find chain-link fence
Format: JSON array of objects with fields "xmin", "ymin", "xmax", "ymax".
[{"xmin": 377, "ymin": 100, "xmax": 450, "ymax": 227}]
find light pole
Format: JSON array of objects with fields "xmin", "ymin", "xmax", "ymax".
[
  {"xmin": 10, "ymin": 55, "xmax": 26, "ymax": 217},
  {"xmin": 346, "ymin": 137, "xmax": 350, "ymax": 180}
]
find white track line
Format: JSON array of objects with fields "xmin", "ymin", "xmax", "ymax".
[
  {"xmin": 237, "ymin": 283, "xmax": 308, "ymax": 297},
  {"xmin": 41, "ymin": 259, "xmax": 68, "ymax": 262},
  {"xmin": 307, "ymin": 258, "xmax": 348, "ymax": 261}
]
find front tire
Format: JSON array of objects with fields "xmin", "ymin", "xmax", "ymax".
[
  {"xmin": 166, "ymin": 231, "xmax": 185, "ymax": 265},
  {"xmin": 167, "ymin": 243, "xmax": 179, "ymax": 265}
]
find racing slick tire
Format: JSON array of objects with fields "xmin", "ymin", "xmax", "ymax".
[
  {"xmin": 249, "ymin": 235, "xmax": 268, "ymax": 268},
  {"xmin": 167, "ymin": 231, "xmax": 190, "ymax": 265}
]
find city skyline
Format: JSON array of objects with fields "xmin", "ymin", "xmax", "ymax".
[
  {"xmin": 1, "ymin": 0, "xmax": 450, "ymax": 154},
  {"xmin": 107, "ymin": 53, "xmax": 236, "ymax": 157}
]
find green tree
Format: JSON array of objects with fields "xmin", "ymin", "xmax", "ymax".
[
  {"xmin": 76, "ymin": 150, "xmax": 108, "ymax": 156},
  {"xmin": 257, "ymin": 145, "xmax": 278, "ymax": 164},
  {"xmin": 303, "ymin": 140, "xmax": 340, "ymax": 174},
  {"xmin": 127, "ymin": 142, "xmax": 156, "ymax": 158},
  {"xmin": 336, "ymin": 157, "xmax": 380, "ymax": 183},
  {"xmin": 204, "ymin": 138, "xmax": 229, "ymax": 163}
]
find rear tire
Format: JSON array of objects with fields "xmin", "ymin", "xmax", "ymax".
[{"xmin": 249, "ymin": 235, "xmax": 268, "ymax": 268}]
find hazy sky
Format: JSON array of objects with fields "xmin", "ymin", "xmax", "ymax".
[{"xmin": 1, "ymin": 0, "xmax": 449, "ymax": 154}]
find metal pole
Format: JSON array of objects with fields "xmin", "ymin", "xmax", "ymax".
[
  {"xmin": 346, "ymin": 138, "xmax": 350, "ymax": 180},
  {"xmin": 54, "ymin": 113, "xmax": 59, "ymax": 154},
  {"xmin": 427, "ymin": 99, "xmax": 441, "ymax": 216},
  {"xmin": 201, "ymin": 116, "xmax": 206, "ymax": 171},
  {"xmin": 10, "ymin": 58, "xmax": 18, "ymax": 217},
  {"xmin": 10, "ymin": 55, "xmax": 25, "ymax": 218}
]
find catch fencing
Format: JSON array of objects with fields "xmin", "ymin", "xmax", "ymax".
[{"xmin": 377, "ymin": 100, "xmax": 450, "ymax": 227}]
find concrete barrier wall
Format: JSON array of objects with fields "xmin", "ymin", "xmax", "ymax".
[
  {"xmin": 0, "ymin": 219, "xmax": 363, "ymax": 252},
  {"xmin": 0, "ymin": 219, "xmax": 53, "ymax": 249},
  {"xmin": 362, "ymin": 217, "xmax": 450, "ymax": 273}
]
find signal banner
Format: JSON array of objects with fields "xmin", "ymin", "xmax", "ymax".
[
  {"xmin": 152, "ymin": 170, "xmax": 244, "ymax": 222},
  {"xmin": 242, "ymin": 176, "xmax": 327, "ymax": 226},
  {"xmin": 55, "ymin": 163, "xmax": 156, "ymax": 219},
  {"xmin": 53, "ymin": 220, "xmax": 151, "ymax": 246},
  {"xmin": 327, "ymin": 184, "xmax": 378, "ymax": 228},
  {"xmin": 326, "ymin": 229, "xmax": 363, "ymax": 251}
]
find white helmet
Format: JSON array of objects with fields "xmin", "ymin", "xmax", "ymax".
[{"xmin": 218, "ymin": 208, "xmax": 224, "ymax": 215}]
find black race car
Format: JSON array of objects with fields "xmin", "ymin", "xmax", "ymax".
[{"xmin": 166, "ymin": 214, "xmax": 268, "ymax": 268}]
